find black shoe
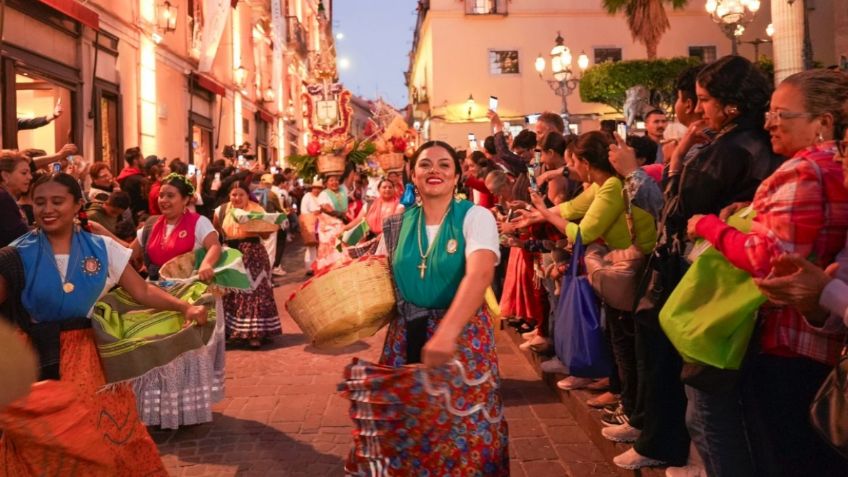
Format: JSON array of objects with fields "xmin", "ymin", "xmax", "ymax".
[
  {"xmin": 517, "ymin": 322, "xmax": 536, "ymax": 334},
  {"xmin": 506, "ymin": 317, "xmax": 524, "ymax": 329},
  {"xmin": 601, "ymin": 403, "xmax": 630, "ymax": 427}
]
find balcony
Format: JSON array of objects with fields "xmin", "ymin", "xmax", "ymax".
[
  {"xmin": 464, "ymin": 0, "xmax": 507, "ymax": 15},
  {"xmin": 286, "ymin": 16, "xmax": 308, "ymax": 58}
]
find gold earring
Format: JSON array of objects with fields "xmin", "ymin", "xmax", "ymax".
[{"xmin": 816, "ymin": 131, "xmax": 824, "ymax": 144}]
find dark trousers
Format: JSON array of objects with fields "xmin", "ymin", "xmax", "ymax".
[
  {"xmin": 273, "ymin": 230, "xmax": 287, "ymax": 268},
  {"xmin": 630, "ymin": 308, "xmax": 690, "ymax": 466},
  {"xmin": 685, "ymin": 382, "xmax": 754, "ymax": 477},
  {"xmin": 605, "ymin": 305, "xmax": 638, "ymax": 417},
  {"xmin": 743, "ymin": 353, "xmax": 848, "ymax": 477}
]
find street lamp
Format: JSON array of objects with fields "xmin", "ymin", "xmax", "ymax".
[
  {"xmin": 705, "ymin": 0, "xmax": 761, "ymax": 55},
  {"xmin": 157, "ymin": 1, "xmax": 178, "ymax": 33},
  {"xmin": 535, "ymin": 32, "xmax": 589, "ymax": 125}
]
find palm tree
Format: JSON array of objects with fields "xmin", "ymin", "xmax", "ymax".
[{"xmin": 603, "ymin": 0, "xmax": 689, "ymax": 59}]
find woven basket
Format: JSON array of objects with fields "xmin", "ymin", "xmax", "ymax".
[
  {"xmin": 317, "ymin": 154, "xmax": 346, "ymax": 174},
  {"xmin": 160, "ymin": 251, "xmax": 196, "ymax": 280},
  {"xmin": 286, "ymin": 256, "xmax": 396, "ymax": 348},
  {"xmin": 239, "ymin": 219, "xmax": 279, "ymax": 234},
  {"xmin": 376, "ymin": 152, "xmax": 404, "ymax": 172}
]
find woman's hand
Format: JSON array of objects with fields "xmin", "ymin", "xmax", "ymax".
[
  {"xmin": 507, "ymin": 200, "xmax": 530, "ymax": 210},
  {"xmin": 497, "ymin": 220, "xmax": 517, "ymax": 235},
  {"xmin": 687, "ymin": 214, "xmax": 705, "ymax": 240},
  {"xmin": 422, "ymin": 331, "xmax": 457, "ymax": 368},
  {"xmin": 197, "ymin": 263, "xmax": 215, "ymax": 283},
  {"xmin": 183, "ymin": 304, "xmax": 208, "ymax": 327},
  {"xmin": 537, "ymin": 168, "xmax": 561, "ymax": 185},
  {"xmin": 609, "ymin": 133, "xmax": 639, "ymax": 177},
  {"xmin": 754, "ymin": 254, "xmax": 838, "ymax": 321},
  {"xmin": 529, "ymin": 190, "xmax": 547, "ymax": 211},
  {"xmin": 511, "ymin": 208, "xmax": 543, "ymax": 228}
]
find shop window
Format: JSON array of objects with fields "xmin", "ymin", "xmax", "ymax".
[
  {"xmin": 94, "ymin": 81, "xmax": 122, "ymax": 172},
  {"xmin": 689, "ymin": 46, "xmax": 717, "ymax": 63},
  {"xmin": 190, "ymin": 112, "xmax": 213, "ymax": 171},
  {"xmin": 594, "ymin": 48, "xmax": 622, "ymax": 64},
  {"xmin": 15, "ymin": 71, "xmax": 74, "ymax": 153}
]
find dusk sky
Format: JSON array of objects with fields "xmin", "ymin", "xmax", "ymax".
[{"xmin": 333, "ymin": 0, "xmax": 418, "ymax": 109}]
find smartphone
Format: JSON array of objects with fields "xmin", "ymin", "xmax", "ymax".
[
  {"xmin": 616, "ymin": 123, "xmax": 628, "ymax": 139},
  {"xmin": 52, "ymin": 162, "xmax": 62, "ymax": 173},
  {"xmin": 489, "ymin": 96, "xmax": 498, "ymax": 112},
  {"xmin": 468, "ymin": 132, "xmax": 477, "ymax": 150},
  {"xmin": 188, "ymin": 164, "xmax": 197, "ymax": 176}
]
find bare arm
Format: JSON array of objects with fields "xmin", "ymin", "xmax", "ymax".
[
  {"xmin": 422, "ymin": 249, "xmax": 496, "ymax": 367},
  {"xmin": 197, "ymin": 232, "xmax": 222, "ymax": 282}
]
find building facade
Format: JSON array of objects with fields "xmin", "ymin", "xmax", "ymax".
[
  {"xmin": 407, "ymin": 0, "xmax": 840, "ymax": 147},
  {"xmin": 2, "ymin": 0, "xmax": 334, "ymax": 173}
]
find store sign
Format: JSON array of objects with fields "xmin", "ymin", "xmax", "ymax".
[{"xmin": 198, "ymin": 0, "xmax": 231, "ymax": 72}]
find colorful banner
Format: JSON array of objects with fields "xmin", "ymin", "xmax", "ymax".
[{"xmin": 198, "ymin": 0, "xmax": 232, "ymax": 72}]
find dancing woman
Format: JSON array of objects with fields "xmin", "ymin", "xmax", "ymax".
[
  {"xmin": 0, "ymin": 173, "xmax": 206, "ymax": 475},
  {"xmin": 345, "ymin": 141, "xmax": 509, "ymax": 476},
  {"xmin": 213, "ymin": 181, "xmax": 281, "ymax": 348},
  {"xmin": 131, "ymin": 173, "xmax": 225, "ymax": 429}
]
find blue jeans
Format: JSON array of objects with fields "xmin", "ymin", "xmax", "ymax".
[{"xmin": 685, "ymin": 383, "xmax": 754, "ymax": 477}]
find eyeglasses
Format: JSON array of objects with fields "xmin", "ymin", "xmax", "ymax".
[{"xmin": 764, "ymin": 110, "xmax": 815, "ymax": 124}]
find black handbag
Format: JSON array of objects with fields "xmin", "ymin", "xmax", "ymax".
[{"xmin": 809, "ymin": 340, "xmax": 848, "ymax": 458}]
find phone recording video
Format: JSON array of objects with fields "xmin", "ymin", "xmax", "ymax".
[
  {"xmin": 468, "ymin": 132, "xmax": 477, "ymax": 150},
  {"xmin": 616, "ymin": 122, "xmax": 628, "ymax": 139},
  {"xmin": 488, "ymin": 96, "xmax": 498, "ymax": 112}
]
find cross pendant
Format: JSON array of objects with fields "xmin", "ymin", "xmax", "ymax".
[{"xmin": 418, "ymin": 259, "xmax": 427, "ymax": 279}]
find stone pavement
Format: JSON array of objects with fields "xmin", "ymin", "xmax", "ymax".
[{"xmin": 152, "ymin": 240, "xmax": 617, "ymax": 477}]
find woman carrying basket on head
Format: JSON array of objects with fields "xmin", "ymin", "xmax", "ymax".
[
  {"xmin": 0, "ymin": 173, "xmax": 207, "ymax": 475},
  {"xmin": 213, "ymin": 181, "xmax": 281, "ymax": 349},
  {"xmin": 343, "ymin": 140, "xmax": 509, "ymax": 476},
  {"xmin": 129, "ymin": 173, "xmax": 225, "ymax": 429}
]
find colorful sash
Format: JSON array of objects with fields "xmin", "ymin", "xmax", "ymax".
[
  {"xmin": 91, "ymin": 281, "xmax": 216, "ymax": 383},
  {"xmin": 12, "ymin": 229, "xmax": 108, "ymax": 323},
  {"xmin": 324, "ymin": 188, "xmax": 349, "ymax": 213},
  {"xmin": 393, "ymin": 199, "xmax": 472, "ymax": 309},
  {"xmin": 146, "ymin": 212, "xmax": 201, "ymax": 267}
]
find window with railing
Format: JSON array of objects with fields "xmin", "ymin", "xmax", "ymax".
[{"xmin": 465, "ymin": 0, "xmax": 507, "ymax": 15}]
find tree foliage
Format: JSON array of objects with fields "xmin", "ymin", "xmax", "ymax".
[
  {"xmin": 602, "ymin": 0, "xmax": 689, "ymax": 59},
  {"xmin": 579, "ymin": 57, "xmax": 702, "ymax": 113}
]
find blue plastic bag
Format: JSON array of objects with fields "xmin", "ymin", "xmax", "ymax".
[{"xmin": 553, "ymin": 233, "xmax": 612, "ymax": 378}]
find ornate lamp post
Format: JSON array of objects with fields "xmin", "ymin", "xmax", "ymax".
[
  {"xmin": 534, "ymin": 32, "xmax": 589, "ymax": 126},
  {"xmin": 705, "ymin": 0, "xmax": 761, "ymax": 55}
]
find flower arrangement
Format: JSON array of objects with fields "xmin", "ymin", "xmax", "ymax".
[{"xmin": 288, "ymin": 136, "xmax": 376, "ymax": 181}]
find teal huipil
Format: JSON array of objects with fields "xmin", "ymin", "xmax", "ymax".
[{"xmin": 392, "ymin": 199, "xmax": 473, "ymax": 309}]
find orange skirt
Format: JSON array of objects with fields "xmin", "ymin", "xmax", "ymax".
[{"xmin": 0, "ymin": 329, "xmax": 166, "ymax": 476}]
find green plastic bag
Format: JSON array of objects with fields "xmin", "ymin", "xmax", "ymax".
[{"xmin": 659, "ymin": 207, "xmax": 764, "ymax": 370}]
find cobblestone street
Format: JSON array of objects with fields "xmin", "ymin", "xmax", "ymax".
[{"xmin": 152, "ymin": 242, "xmax": 617, "ymax": 477}]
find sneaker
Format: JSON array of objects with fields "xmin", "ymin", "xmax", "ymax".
[
  {"xmin": 540, "ymin": 358, "xmax": 569, "ymax": 374},
  {"xmin": 613, "ymin": 448, "xmax": 666, "ymax": 470},
  {"xmin": 601, "ymin": 404, "xmax": 630, "ymax": 427},
  {"xmin": 272, "ymin": 266, "xmax": 287, "ymax": 276},
  {"xmin": 556, "ymin": 376, "xmax": 594, "ymax": 391},
  {"xmin": 587, "ymin": 391, "xmax": 619, "ymax": 409},
  {"xmin": 666, "ymin": 464, "xmax": 707, "ymax": 477},
  {"xmin": 601, "ymin": 423, "xmax": 641, "ymax": 443}
]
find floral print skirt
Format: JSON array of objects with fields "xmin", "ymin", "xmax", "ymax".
[
  {"xmin": 223, "ymin": 241, "xmax": 282, "ymax": 340},
  {"xmin": 341, "ymin": 310, "xmax": 510, "ymax": 476}
]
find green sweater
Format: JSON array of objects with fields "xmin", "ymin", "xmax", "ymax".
[{"xmin": 558, "ymin": 177, "xmax": 656, "ymax": 254}]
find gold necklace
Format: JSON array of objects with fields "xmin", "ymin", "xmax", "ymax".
[{"xmin": 416, "ymin": 203, "xmax": 452, "ymax": 279}]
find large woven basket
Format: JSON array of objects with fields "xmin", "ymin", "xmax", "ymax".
[
  {"xmin": 317, "ymin": 154, "xmax": 346, "ymax": 174},
  {"xmin": 286, "ymin": 256, "xmax": 396, "ymax": 348},
  {"xmin": 239, "ymin": 219, "xmax": 279, "ymax": 234},
  {"xmin": 375, "ymin": 152, "xmax": 404, "ymax": 172},
  {"xmin": 160, "ymin": 251, "xmax": 196, "ymax": 280}
]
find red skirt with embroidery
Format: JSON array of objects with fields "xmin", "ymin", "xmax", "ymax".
[
  {"xmin": 341, "ymin": 310, "xmax": 509, "ymax": 476},
  {"xmin": 499, "ymin": 247, "xmax": 546, "ymax": 325}
]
